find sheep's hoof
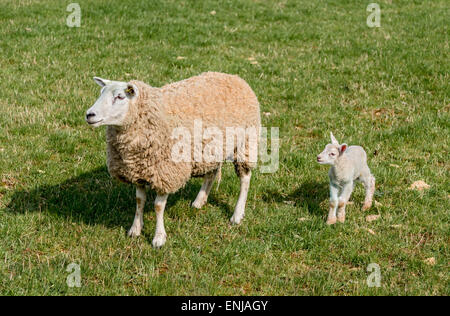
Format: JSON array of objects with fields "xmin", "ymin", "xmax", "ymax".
[
  {"xmin": 326, "ymin": 217, "xmax": 337, "ymax": 225},
  {"xmin": 362, "ymin": 203, "xmax": 372, "ymax": 211},
  {"xmin": 152, "ymin": 233, "xmax": 167, "ymax": 248},
  {"xmin": 128, "ymin": 226, "xmax": 142, "ymax": 237},
  {"xmin": 337, "ymin": 215, "xmax": 346, "ymax": 223},
  {"xmin": 191, "ymin": 199, "xmax": 206, "ymax": 209},
  {"xmin": 230, "ymin": 214, "xmax": 244, "ymax": 225}
]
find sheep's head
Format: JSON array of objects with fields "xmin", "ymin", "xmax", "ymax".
[
  {"xmin": 86, "ymin": 77, "xmax": 138, "ymax": 127},
  {"xmin": 316, "ymin": 132, "xmax": 347, "ymax": 165}
]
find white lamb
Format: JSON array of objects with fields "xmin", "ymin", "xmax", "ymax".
[{"xmin": 316, "ymin": 132, "xmax": 375, "ymax": 225}]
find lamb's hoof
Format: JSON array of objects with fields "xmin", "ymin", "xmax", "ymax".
[
  {"xmin": 362, "ymin": 203, "xmax": 372, "ymax": 211},
  {"xmin": 230, "ymin": 214, "xmax": 244, "ymax": 225},
  {"xmin": 326, "ymin": 217, "xmax": 337, "ymax": 225},
  {"xmin": 152, "ymin": 233, "xmax": 167, "ymax": 248},
  {"xmin": 128, "ymin": 226, "xmax": 141, "ymax": 237},
  {"xmin": 337, "ymin": 215, "xmax": 346, "ymax": 223}
]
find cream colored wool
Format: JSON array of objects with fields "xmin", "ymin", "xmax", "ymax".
[{"xmin": 106, "ymin": 72, "xmax": 261, "ymax": 195}]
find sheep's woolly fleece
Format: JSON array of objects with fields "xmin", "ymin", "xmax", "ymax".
[{"xmin": 106, "ymin": 72, "xmax": 261, "ymax": 195}]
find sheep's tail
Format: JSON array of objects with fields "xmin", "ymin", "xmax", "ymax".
[{"xmin": 215, "ymin": 163, "xmax": 222, "ymax": 191}]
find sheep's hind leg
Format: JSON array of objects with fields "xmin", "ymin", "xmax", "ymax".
[
  {"xmin": 362, "ymin": 174, "xmax": 375, "ymax": 211},
  {"xmin": 192, "ymin": 170, "xmax": 218, "ymax": 209},
  {"xmin": 128, "ymin": 185, "xmax": 146, "ymax": 237},
  {"xmin": 230, "ymin": 166, "xmax": 251, "ymax": 225},
  {"xmin": 152, "ymin": 194, "xmax": 169, "ymax": 248}
]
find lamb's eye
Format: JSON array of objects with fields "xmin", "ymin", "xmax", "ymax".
[{"xmin": 330, "ymin": 153, "xmax": 335, "ymax": 156}]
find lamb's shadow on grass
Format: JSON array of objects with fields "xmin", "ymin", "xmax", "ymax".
[
  {"xmin": 5, "ymin": 166, "xmax": 218, "ymax": 230},
  {"xmin": 290, "ymin": 181, "xmax": 329, "ymax": 216},
  {"xmin": 261, "ymin": 181, "xmax": 328, "ymax": 217}
]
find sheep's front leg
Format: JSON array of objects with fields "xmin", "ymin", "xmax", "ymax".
[
  {"xmin": 230, "ymin": 170, "xmax": 251, "ymax": 225},
  {"xmin": 128, "ymin": 185, "xmax": 146, "ymax": 237},
  {"xmin": 337, "ymin": 181, "xmax": 353, "ymax": 223},
  {"xmin": 327, "ymin": 183, "xmax": 339, "ymax": 225},
  {"xmin": 152, "ymin": 194, "xmax": 169, "ymax": 248}
]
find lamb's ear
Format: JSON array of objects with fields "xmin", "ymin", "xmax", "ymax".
[
  {"xmin": 330, "ymin": 132, "xmax": 339, "ymax": 145},
  {"xmin": 93, "ymin": 77, "xmax": 111, "ymax": 87},
  {"xmin": 339, "ymin": 143, "xmax": 348, "ymax": 155},
  {"xmin": 125, "ymin": 83, "xmax": 138, "ymax": 98}
]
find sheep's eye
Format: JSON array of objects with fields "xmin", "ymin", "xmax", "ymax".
[
  {"xmin": 113, "ymin": 95, "xmax": 125, "ymax": 103},
  {"xmin": 330, "ymin": 153, "xmax": 336, "ymax": 156}
]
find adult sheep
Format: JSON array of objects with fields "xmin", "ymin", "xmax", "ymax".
[{"xmin": 85, "ymin": 72, "xmax": 261, "ymax": 248}]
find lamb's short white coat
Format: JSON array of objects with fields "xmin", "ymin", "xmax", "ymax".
[{"xmin": 317, "ymin": 132, "xmax": 375, "ymax": 224}]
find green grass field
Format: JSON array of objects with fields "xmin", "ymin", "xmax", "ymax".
[{"xmin": 0, "ymin": 0, "xmax": 448, "ymax": 295}]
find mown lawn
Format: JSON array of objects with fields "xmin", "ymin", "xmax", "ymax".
[{"xmin": 0, "ymin": 0, "xmax": 448, "ymax": 295}]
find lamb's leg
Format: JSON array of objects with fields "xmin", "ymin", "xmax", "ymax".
[
  {"xmin": 362, "ymin": 174, "xmax": 375, "ymax": 211},
  {"xmin": 230, "ymin": 170, "xmax": 251, "ymax": 225},
  {"xmin": 327, "ymin": 183, "xmax": 339, "ymax": 225},
  {"xmin": 337, "ymin": 181, "xmax": 353, "ymax": 223},
  {"xmin": 128, "ymin": 185, "xmax": 146, "ymax": 237},
  {"xmin": 152, "ymin": 194, "xmax": 169, "ymax": 248},
  {"xmin": 192, "ymin": 170, "xmax": 217, "ymax": 209}
]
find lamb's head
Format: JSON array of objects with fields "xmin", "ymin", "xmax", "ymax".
[
  {"xmin": 316, "ymin": 132, "xmax": 347, "ymax": 165},
  {"xmin": 86, "ymin": 77, "xmax": 139, "ymax": 127}
]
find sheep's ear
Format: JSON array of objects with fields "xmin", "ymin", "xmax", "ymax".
[
  {"xmin": 339, "ymin": 143, "xmax": 347, "ymax": 155},
  {"xmin": 125, "ymin": 84, "xmax": 137, "ymax": 98},
  {"xmin": 93, "ymin": 77, "xmax": 111, "ymax": 87},
  {"xmin": 330, "ymin": 132, "xmax": 339, "ymax": 145}
]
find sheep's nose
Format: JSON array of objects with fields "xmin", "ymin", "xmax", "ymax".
[{"xmin": 86, "ymin": 112, "xmax": 96, "ymax": 120}]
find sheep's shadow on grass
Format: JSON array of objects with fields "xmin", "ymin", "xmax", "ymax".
[
  {"xmin": 5, "ymin": 166, "xmax": 232, "ymax": 231},
  {"xmin": 261, "ymin": 181, "xmax": 329, "ymax": 218}
]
